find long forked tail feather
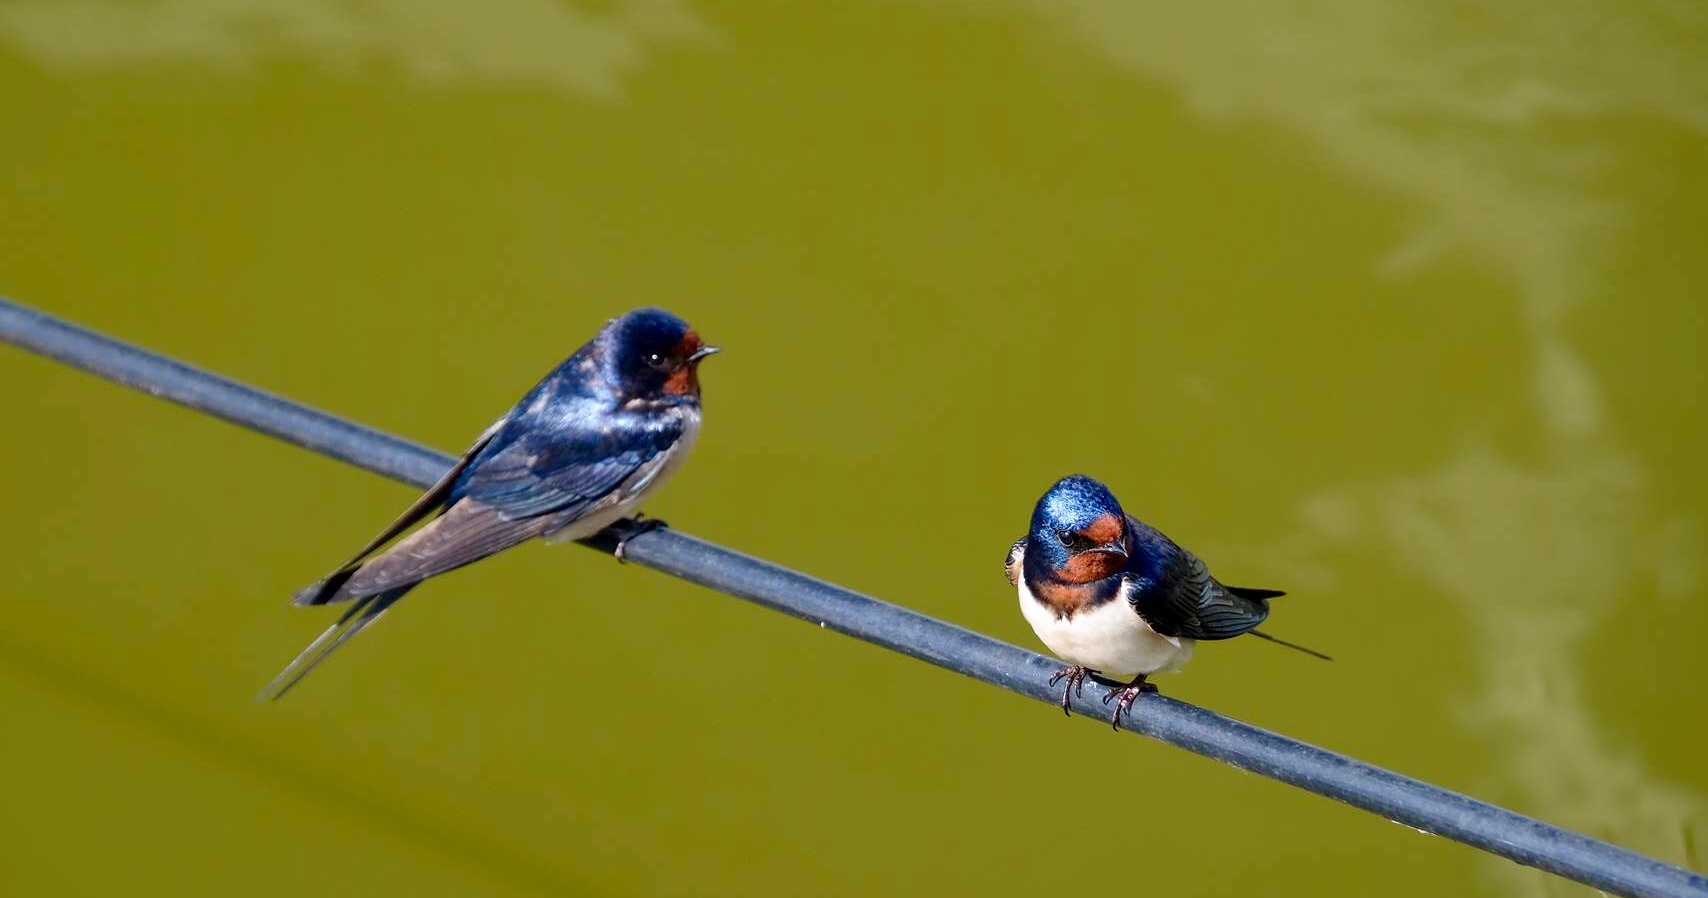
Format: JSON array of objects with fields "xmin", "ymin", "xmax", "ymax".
[
  {"xmin": 1249, "ymin": 629, "xmax": 1332, "ymax": 661},
  {"xmin": 256, "ymin": 585, "xmax": 415, "ymax": 701}
]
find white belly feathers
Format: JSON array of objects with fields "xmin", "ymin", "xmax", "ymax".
[{"xmin": 1017, "ymin": 579, "xmax": 1195, "ymax": 679}]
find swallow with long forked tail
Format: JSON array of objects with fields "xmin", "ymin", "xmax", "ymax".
[
  {"xmin": 1007, "ymin": 475, "xmax": 1328, "ymax": 728},
  {"xmin": 260, "ymin": 307, "xmax": 718, "ymax": 700}
]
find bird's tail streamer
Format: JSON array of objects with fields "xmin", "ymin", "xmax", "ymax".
[
  {"xmin": 256, "ymin": 585, "xmax": 417, "ymax": 701},
  {"xmin": 1249, "ymin": 629, "xmax": 1333, "ymax": 661}
]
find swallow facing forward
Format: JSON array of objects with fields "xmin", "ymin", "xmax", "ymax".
[
  {"xmin": 1006, "ymin": 475, "xmax": 1327, "ymax": 727},
  {"xmin": 259, "ymin": 308, "xmax": 718, "ymax": 700}
]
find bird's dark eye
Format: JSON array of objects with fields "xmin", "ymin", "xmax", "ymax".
[
  {"xmin": 644, "ymin": 352, "xmax": 670, "ymax": 370},
  {"xmin": 1056, "ymin": 529, "xmax": 1093, "ymax": 551}
]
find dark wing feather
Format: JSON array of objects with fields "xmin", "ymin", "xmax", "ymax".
[
  {"xmin": 318, "ymin": 405, "xmax": 686, "ymax": 603},
  {"xmin": 1128, "ymin": 547, "xmax": 1272, "ymax": 640},
  {"xmin": 333, "ymin": 499, "xmax": 563, "ymax": 598},
  {"xmin": 454, "ymin": 406, "xmax": 685, "ymax": 520},
  {"xmin": 293, "ymin": 419, "xmax": 507, "ymax": 606}
]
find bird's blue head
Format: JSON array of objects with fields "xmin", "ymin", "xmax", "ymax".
[
  {"xmin": 594, "ymin": 308, "xmax": 720, "ymax": 402},
  {"xmin": 1027, "ymin": 475, "xmax": 1131, "ymax": 583}
]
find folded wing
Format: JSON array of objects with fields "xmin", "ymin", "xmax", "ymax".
[
  {"xmin": 1126, "ymin": 546, "xmax": 1274, "ymax": 641},
  {"xmin": 293, "ymin": 418, "xmax": 509, "ymax": 606},
  {"xmin": 307, "ymin": 404, "xmax": 686, "ymax": 604}
]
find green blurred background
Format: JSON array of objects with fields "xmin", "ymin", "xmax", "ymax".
[{"xmin": 2, "ymin": 1, "xmax": 1704, "ymax": 896}]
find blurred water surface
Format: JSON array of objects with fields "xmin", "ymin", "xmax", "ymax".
[{"xmin": 1, "ymin": 2, "xmax": 1704, "ymax": 896}]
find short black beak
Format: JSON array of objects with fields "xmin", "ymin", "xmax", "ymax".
[
  {"xmin": 689, "ymin": 345, "xmax": 721, "ymax": 362},
  {"xmin": 1087, "ymin": 541, "xmax": 1128, "ymax": 560}
]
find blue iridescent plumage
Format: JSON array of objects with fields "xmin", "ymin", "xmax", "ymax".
[
  {"xmin": 259, "ymin": 308, "xmax": 718, "ymax": 700},
  {"xmin": 1009, "ymin": 474, "xmax": 1326, "ymax": 727}
]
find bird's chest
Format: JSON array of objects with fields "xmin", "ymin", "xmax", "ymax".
[
  {"xmin": 639, "ymin": 406, "xmax": 699, "ymax": 500},
  {"xmin": 1016, "ymin": 581, "xmax": 1194, "ymax": 678}
]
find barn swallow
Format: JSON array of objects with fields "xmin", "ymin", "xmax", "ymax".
[
  {"xmin": 259, "ymin": 307, "xmax": 718, "ymax": 700},
  {"xmin": 1005, "ymin": 475, "xmax": 1327, "ymax": 728}
]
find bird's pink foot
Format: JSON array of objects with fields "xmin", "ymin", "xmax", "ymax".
[
  {"xmin": 1047, "ymin": 665, "xmax": 1093, "ymax": 717},
  {"xmin": 612, "ymin": 515, "xmax": 668, "ymax": 563},
  {"xmin": 1101, "ymin": 675, "xmax": 1159, "ymax": 729}
]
